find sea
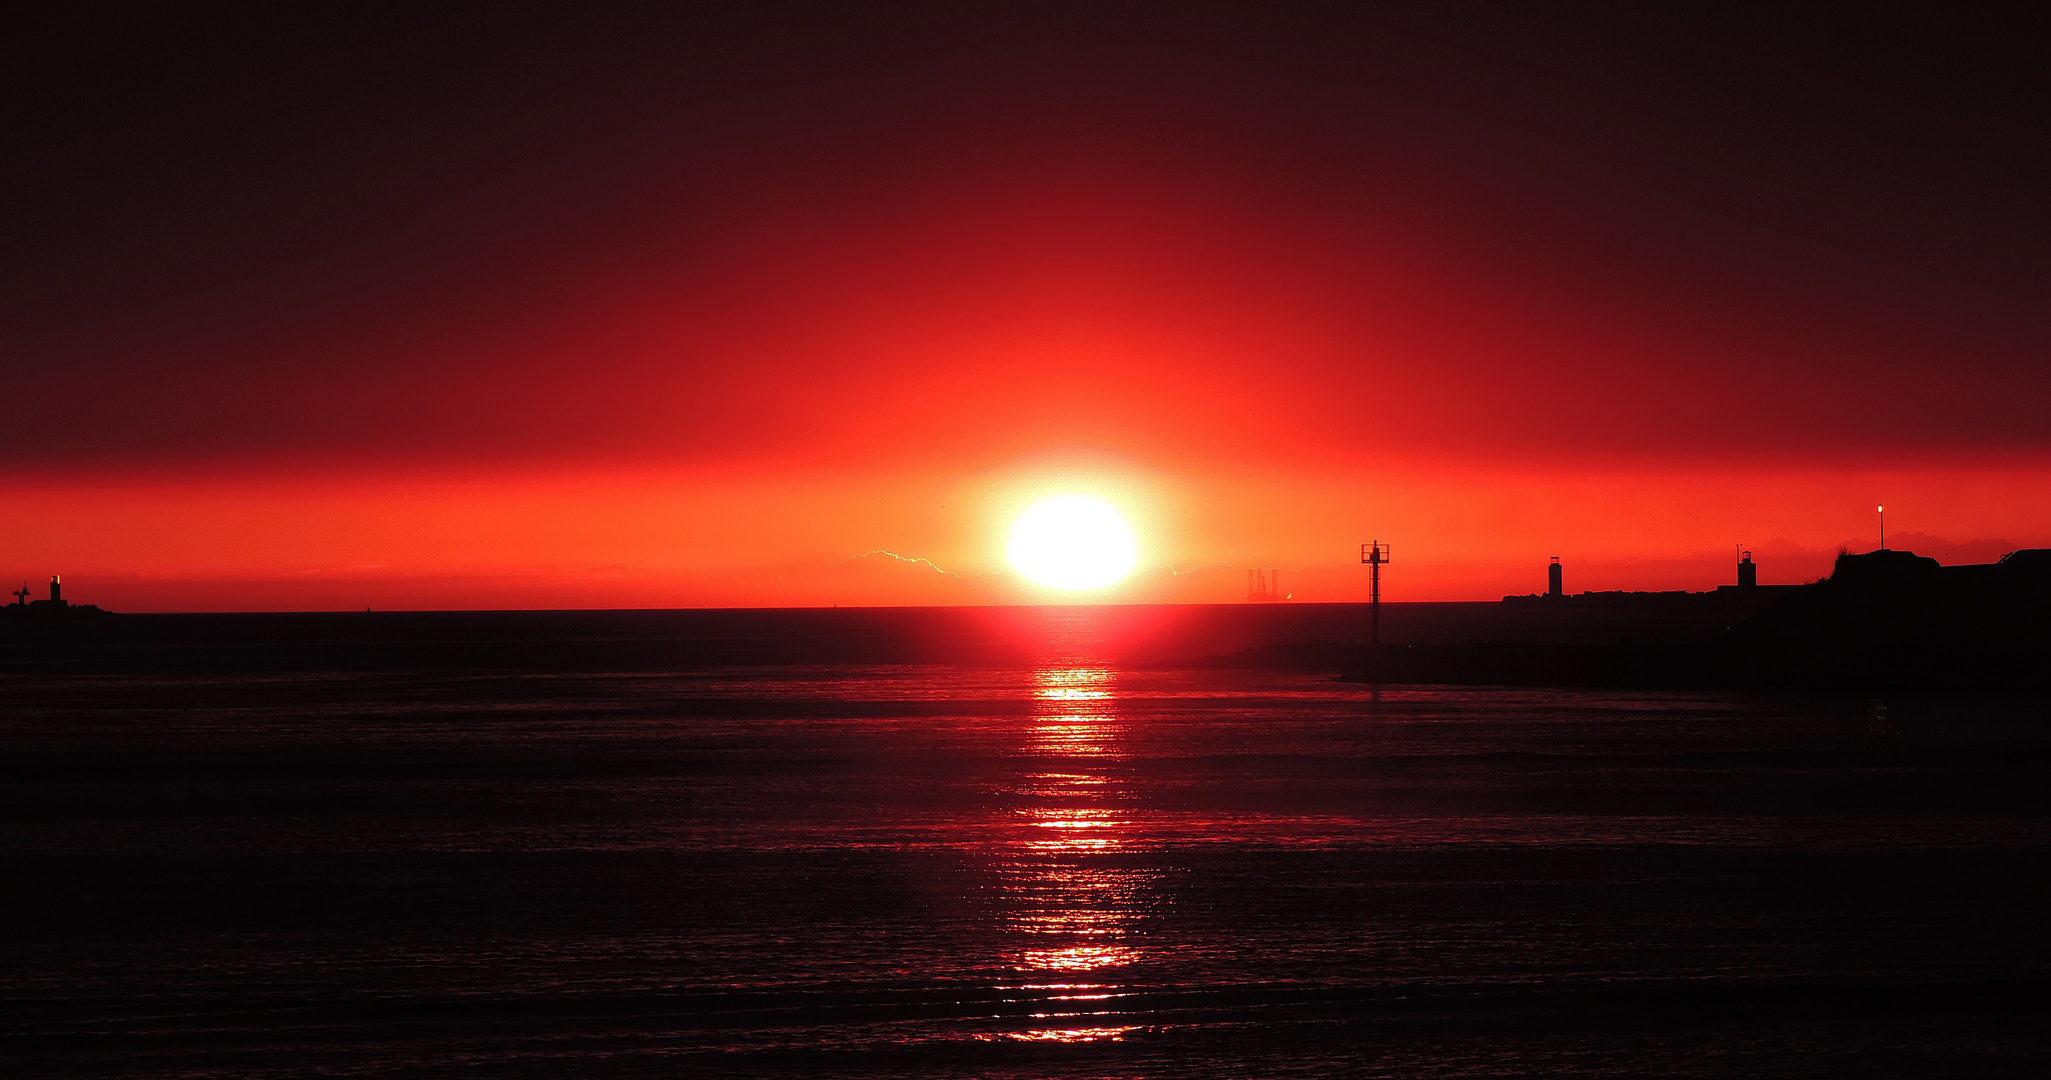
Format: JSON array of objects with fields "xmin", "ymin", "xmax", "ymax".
[{"xmin": 2, "ymin": 607, "xmax": 2047, "ymax": 1077}]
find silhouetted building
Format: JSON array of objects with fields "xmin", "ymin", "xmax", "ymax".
[
  {"xmin": 23, "ymin": 575, "xmax": 70, "ymax": 610},
  {"xmin": 1738, "ymin": 550, "xmax": 1756, "ymax": 589},
  {"xmin": 1826, "ymin": 548, "xmax": 1941, "ymax": 587},
  {"xmin": 5, "ymin": 573, "xmax": 107, "ymax": 617},
  {"xmin": 1997, "ymin": 548, "xmax": 2051, "ymax": 574},
  {"xmin": 1547, "ymin": 557, "xmax": 1562, "ymax": 598},
  {"xmin": 1247, "ymin": 568, "xmax": 1284, "ymax": 603}
]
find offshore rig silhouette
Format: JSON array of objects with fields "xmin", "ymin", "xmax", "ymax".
[{"xmin": 1246, "ymin": 568, "xmax": 1288, "ymax": 603}]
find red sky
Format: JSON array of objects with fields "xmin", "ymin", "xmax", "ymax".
[{"xmin": 6, "ymin": 6, "xmax": 2048, "ymax": 610}]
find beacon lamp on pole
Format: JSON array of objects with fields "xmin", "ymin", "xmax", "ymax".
[
  {"xmin": 1359, "ymin": 541, "xmax": 1390, "ymax": 649},
  {"xmin": 1878, "ymin": 505, "xmax": 1886, "ymax": 552}
]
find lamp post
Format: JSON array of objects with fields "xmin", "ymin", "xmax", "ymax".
[{"xmin": 1878, "ymin": 505, "xmax": 1886, "ymax": 552}]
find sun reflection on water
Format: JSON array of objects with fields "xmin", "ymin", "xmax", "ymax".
[
  {"xmin": 977, "ymin": 1025, "xmax": 1141, "ymax": 1043},
  {"xmin": 992, "ymin": 666, "xmax": 1157, "ymax": 1041}
]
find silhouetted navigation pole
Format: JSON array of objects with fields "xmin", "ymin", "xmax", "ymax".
[{"xmin": 1359, "ymin": 542, "xmax": 1390, "ymax": 649}]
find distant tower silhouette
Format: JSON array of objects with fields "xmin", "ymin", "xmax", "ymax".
[
  {"xmin": 1738, "ymin": 550, "xmax": 1757, "ymax": 589},
  {"xmin": 48, "ymin": 575, "xmax": 62, "ymax": 605},
  {"xmin": 1359, "ymin": 542, "xmax": 1390, "ymax": 647},
  {"xmin": 1547, "ymin": 557, "xmax": 1562, "ymax": 598}
]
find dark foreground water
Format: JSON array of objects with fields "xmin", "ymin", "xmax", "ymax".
[{"xmin": 4, "ymin": 632, "xmax": 2049, "ymax": 1075}]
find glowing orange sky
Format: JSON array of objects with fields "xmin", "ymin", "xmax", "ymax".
[{"xmin": 7, "ymin": 9, "xmax": 2046, "ymax": 610}]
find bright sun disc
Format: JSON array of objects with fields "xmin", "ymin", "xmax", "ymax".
[{"xmin": 1008, "ymin": 496, "xmax": 1139, "ymax": 590}]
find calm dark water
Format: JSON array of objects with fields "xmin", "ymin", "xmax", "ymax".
[{"xmin": 4, "ymin": 620, "xmax": 2049, "ymax": 1075}]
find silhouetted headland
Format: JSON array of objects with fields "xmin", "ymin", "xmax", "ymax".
[
  {"xmin": 2, "ymin": 574, "xmax": 108, "ymax": 620},
  {"xmin": 1332, "ymin": 547, "xmax": 2051, "ymax": 690}
]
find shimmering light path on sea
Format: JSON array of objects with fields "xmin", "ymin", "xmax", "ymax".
[{"xmin": 2, "ymin": 663, "xmax": 2048, "ymax": 1076}]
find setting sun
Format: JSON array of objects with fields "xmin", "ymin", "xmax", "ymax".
[{"xmin": 1008, "ymin": 496, "xmax": 1139, "ymax": 590}]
